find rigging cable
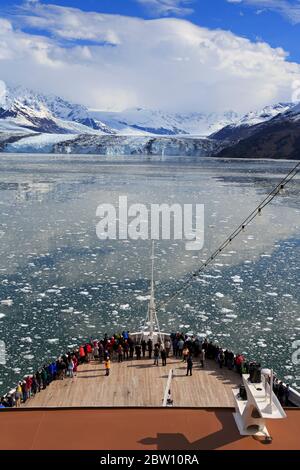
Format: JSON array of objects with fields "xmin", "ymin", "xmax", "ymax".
[{"xmin": 158, "ymin": 160, "xmax": 300, "ymax": 311}]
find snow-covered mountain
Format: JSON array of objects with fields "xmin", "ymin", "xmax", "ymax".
[
  {"xmin": 1, "ymin": 79, "xmax": 300, "ymax": 158},
  {"xmin": 233, "ymin": 102, "xmax": 295, "ymax": 127},
  {"xmin": 213, "ymin": 102, "xmax": 300, "ymax": 160},
  {"xmin": 0, "ymin": 81, "xmax": 115, "ymax": 135},
  {"xmin": 90, "ymin": 108, "xmax": 239, "ymax": 137},
  {"xmin": 212, "ymin": 102, "xmax": 296, "ymax": 141}
]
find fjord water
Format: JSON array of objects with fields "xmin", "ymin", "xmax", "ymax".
[{"xmin": 0, "ymin": 154, "xmax": 299, "ymax": 395}]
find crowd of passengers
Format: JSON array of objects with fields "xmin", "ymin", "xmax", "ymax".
[{"xmin": 0, "ymin": 331, "xmax": 290, "ymax": 408}]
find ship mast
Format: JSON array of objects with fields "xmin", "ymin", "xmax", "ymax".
[
  {"xmin": 145, "ymin": 241, "xmax": 162, "ymax": 343},
  {"xmin": 148, "ymin": 240, "xmax": 155, "ymax": 339}
]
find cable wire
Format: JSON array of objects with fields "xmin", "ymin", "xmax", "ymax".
[{"xmin": 158, "ymin": 160, "xmax": 300, "ymax": 310}]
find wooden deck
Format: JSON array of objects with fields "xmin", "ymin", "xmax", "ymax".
[{"xmin": 23, "ymin": 357, "xmax": 241, "ymax": 408}]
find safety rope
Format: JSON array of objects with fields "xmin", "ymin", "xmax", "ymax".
[{"xmin": 157, "ymin": 160, "xmax": 300, "ymax": 310}]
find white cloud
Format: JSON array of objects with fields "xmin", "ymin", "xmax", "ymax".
[
  {"xmin": 227, "ymin": 0, "xmax": 300, "ymax": 24},
  {"xmin": 0, "ymin": 2, "xmax": 299, "ymax": 113},
  {"xmin": 136, "ymin": 0, "xmax": 194, "ymax": 16}
]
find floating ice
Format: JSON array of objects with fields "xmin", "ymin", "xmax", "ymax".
[
  {"xmin": 0, "ymin": 313, "xmax": 5, "ymax": 319},
  {"xmin": 21, "ymin": 337, "xmax": 32, "ymax": 343},
  {"xmin": 47, "ymin": 338, "xmax": 59, "ymax": 344},
  {"xmin": 231, "ymin": 275, "xmax": 243, "ymax": 283},
  {"xmin": 136, "ymin": 295, "xmax": 150, "ymax": 301},
  {"xmin": 79, "ymin": 290, "xmax": 89, "ymax": 296},
  {"xmin": 0, "ymin": 299, "xmax": 13, "ymax": 306},
  {"xmin": 120, "ymin": 304, "xmax": 130, "ymax": 310},
  {"xmin": 215, "ymin": 292, "xmax": 224, "ymax": 298}
]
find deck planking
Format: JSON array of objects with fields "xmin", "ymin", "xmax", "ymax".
[{"xmin": 23, "ymin": 356, "xmax": 241, "ymax": 408}]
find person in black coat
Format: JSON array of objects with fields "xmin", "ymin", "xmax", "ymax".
[
  {"xmin": 186, "ymin": 355, "xmax": 193, "ymax": 376},
  {"xmin": 161, "ymin": 348, "xmax": 167, "ymax": 366},
  {"xmin": 135, "ymin": 344, "xmax": 141, "ymax": 360},
  {"xmin": 147, "ymin": 339, "xmax": 153, "ymax": 359},
  {"xmin": 141, "ymin": 339, "xmax": 146, "ymax": 358}
]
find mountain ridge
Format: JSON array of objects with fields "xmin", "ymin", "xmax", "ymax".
[{"xmin": 1, "ymin": 80, "xmax": 300, "ymax": 158}]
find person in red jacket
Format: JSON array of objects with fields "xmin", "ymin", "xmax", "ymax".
[
  {"xmin": 26, "ymin": 376, "xmax": 32, "ymax": 399},
  {"xmin": 79, "ymin": 345, "xmax": 85, "ymax": 364},
  {"xmin": 86, "ymin": 343, "xmax": 92, "ymax": 362}
]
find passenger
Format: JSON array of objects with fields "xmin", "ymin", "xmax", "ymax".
[
  {"xmin": 182, "ymin": 346, "xmax": 189, "ymax": 362},
  {"xmin": 218, "ymin": 350, "xmax": 225, "ymax": 369},
  {"xmin": 79, "ymin": 346, "xmax": 86, "ymax": 364},
  {"xmin": 227, "ymin": 351, "xmax": 234, "ymax": 370},
  {"xmin": 161, "ymin": 348, "xmax": 167, "ymax": 366},
  {"xmin": 73, "ymin": 355, "xmax": 78, "ymax": 376},
  {"xmin": 186, "ymin": 354, "xmax": 193, "ymax": 376},
  {"xmin": 26, "ymin": 376, "xmax": 32, "ymax": 398},
  {"xmin": 7, "ymin": 394, "xmax": 15, "ymax": 408},
  {"xmin": 93, "ymin": 341, "xmax": 99, "ymax": 360},
  {"xmin": 200, "ymin": 349, "xmax": 205, "ymax": 368},
  {"xmin": 147, "ymin": 338, "xmax": 153, "ymax": 359},
  {"xmin": 0, "ymin": 398, "xmax": 6, "ymax": 408},
  {"xmin": 177, "ymin": 338, "xmax": 184, "ymax": 358},
  {"xmin": 153, "ymin": 344, "xmax": 160, "ymax": 366},
  {"xmin": 193, "ymin": 338, "xmax": 200, "ymax": 357},
  {"xmin": 141, "ymin": 339, "xmax": 147, "ymax": 358},
  {"xmin": 86, "ymin": 343, "xmax": 93, "ymax": 362},
  {"xmin": 164, "ymin": 339, "xmax": 171, "ymax": 357},
  {"xmin": 98, "ymin": 342, "xmax": 104, "ymax": 363},
  {"xmin": 235, "ymin": 353, "xmax": 243, "ymax": 375},
  {"xmin": 0, "ymin": 396, "xmax": 9, "ymax": 408},
  {"xmin": 104, "ymin": 349, "xmax": 110, "ymax": 361},
  {"xmin": 173, "ymin": 337, "xmax": 178, "ymax": 357},
  {"xmin": 67, "ymin": 358, "xmax": 74, "ymax": 378},
  {"xmin": 31, "ymin": 375, "xmax": 38, "ymax": 395},
  {"xmin": 105, "ymin": 358, "xmax": 111, "ymax": 376},
  {"xmin": 36, "ymin": 371, "xmax": 42, "ymax": 391},
  {"xmin": 15, "ymin": 383, "xmax": 22, "ymax": 407},
  {"xmin": 135, "ymin": 344, "xmax": 142, "ymax": 360},
  {"xmin": 129, "ymin": 339, "xmax": 134, "ymax": 359},
  {"xmin": 117, "ymin": 343, "xmax": 123, "ymax": 362},
  {"xmin": 21, "ymin": 381, "xmax": 27, "ymax": 403},
  {"xmin": 123, "ymin": 341, "xmax": 129, "ymax": 360}
]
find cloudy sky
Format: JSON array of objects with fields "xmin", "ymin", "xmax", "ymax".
[{"xmin": 0, "ymin": 0, "xmax": 299, "ymax": 113}]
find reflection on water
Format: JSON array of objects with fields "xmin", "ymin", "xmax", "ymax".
[{"xmin": 0, "ymin": 154, "xmax": 299, "ymax": 394}]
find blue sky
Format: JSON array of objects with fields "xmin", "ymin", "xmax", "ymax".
[{"xmin": 0, "ymin": 1, "xmax": 300, "ymax": 112}]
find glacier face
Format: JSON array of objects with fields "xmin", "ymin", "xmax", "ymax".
[
  {"xmin": 2, "ymin": 133, "xmax": 222, "ymax": 157},
  {"xmin": 1, "ymin": 79, "xmax": 300, "ymax": 157},
  {"xmin": 90, "ymin": 107, "xmax": 240, "ymax": 137}
]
